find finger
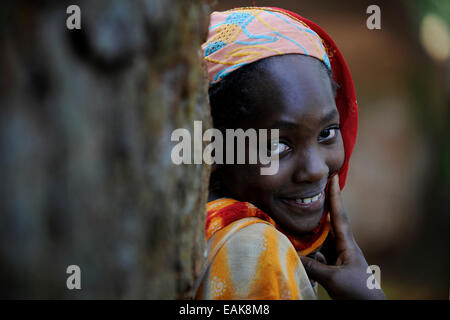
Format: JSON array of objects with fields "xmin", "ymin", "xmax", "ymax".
[
  {"xmin": 328, "ymin": 175, "xmax": 354, "ymax": 250},
  {"xmin": 314, "ymin": 251, "xmax": 327, "ymax": 265},
  {"xmin": 299, "ymin": 255, "xmax": 334, "ymax": 284},
  {"xmin": 320, "ymin": 236, "xmax": 338, "ymax": 265}
]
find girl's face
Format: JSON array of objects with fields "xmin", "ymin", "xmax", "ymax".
[{"xmin": 218, "ymin": 55, "xmax": 345, "ymax": 236}]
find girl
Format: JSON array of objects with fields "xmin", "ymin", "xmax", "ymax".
[{"xmin": 195, "ymin": 7, "xmax": 386, "ymax": 300}]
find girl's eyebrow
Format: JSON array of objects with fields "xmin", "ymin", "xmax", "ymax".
[
  {"xmin": 269, "ymin": 109, "xmax": 339, "ymax": 130},
  {"xmin": 269, "ymin": 120, "xmax": 299, "ymax": 130},
  {"xmin": 320, "ymin": 109, "xmax": 339, "ymax": 126}
]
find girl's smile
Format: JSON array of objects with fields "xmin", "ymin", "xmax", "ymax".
[{"xmin": 278, "ymin": 187, "xmax": 326, "ymax": 212}]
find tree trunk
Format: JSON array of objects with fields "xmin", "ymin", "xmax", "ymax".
[{"xmin": 0, "ymin": 0, "xmax": 211, "ymax": 299}]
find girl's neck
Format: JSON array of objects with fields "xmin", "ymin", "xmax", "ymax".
[
  {"xmin": 208, "ymin": 184, "xmax": 235, "ymax": 202},
  {"xmin": 208, "ymin": 189, "xmax": 224, "ymax": 202}
]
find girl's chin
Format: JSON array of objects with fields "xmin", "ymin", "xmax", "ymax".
[
  {"xmin": 273, "ymin": 206, "xmax": 325, "ymax": 235},
  {"xmin": 286, "ymin": 216, "xmax": 324, "ymax": 235}
]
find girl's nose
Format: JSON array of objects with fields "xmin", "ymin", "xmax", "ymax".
[{"xmin": 293, "ymin": 147, "xmax": 328, "ymax": 183}]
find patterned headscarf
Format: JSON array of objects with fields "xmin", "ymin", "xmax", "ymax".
[{"xmin": 202, "ymin": 7, "xmax": 331, "ymax": 86}]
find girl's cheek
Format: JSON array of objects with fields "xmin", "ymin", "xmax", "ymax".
[
  {"xmin": 226, "ymin": 162, "xmax": 287, "ymax": 193},
  {"xmin": 329, "ymin": 134, "xmax": 345, "ymax": 173},
  {"xmin": 256, "ymin": 162, "xmax": 291, "ymax": 191},
  {"xmin": 223, "ymin": 164, "xmax": 266, "ymax": 186}
]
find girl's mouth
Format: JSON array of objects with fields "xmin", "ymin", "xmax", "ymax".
[{"xmin": 278, "ymin": 190, "xmax": 325, "ymax": 213}]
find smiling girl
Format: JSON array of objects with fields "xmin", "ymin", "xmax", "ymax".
[{"xmin": 194, "ymin": 7, "xmax": 386, "ymax": 300}]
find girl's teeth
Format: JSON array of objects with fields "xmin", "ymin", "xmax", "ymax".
[{"xmin": 295, "ymin": 193, "xmax": 321, "ymax": 204}]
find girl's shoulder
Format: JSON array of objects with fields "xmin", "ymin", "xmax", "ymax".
[
  {"xmin": 209, "ymin": 217, "xmax": 292, "ymax": 256},
  {"xmin": 196, "ymin": 217, "xmax": 316, "ymax": 299},
  {"xmin": 220, "ymin": 217, "xmax": 293, "ymax": 251}
]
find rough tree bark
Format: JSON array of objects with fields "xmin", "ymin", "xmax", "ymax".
[{"xmin": 0, "ymin": 0, "xmax": 211, "ymax": 299}]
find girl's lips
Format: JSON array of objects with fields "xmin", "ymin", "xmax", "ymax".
[{"xmin": 278, "ymin": 190, "xmax": 325, "ymax": 214}]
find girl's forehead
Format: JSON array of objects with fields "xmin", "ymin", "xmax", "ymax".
[
  {"xmin": 254, "ymin": 55, "xmax": 330, "ymax": 90},
  {"xmin": 242, "ymin": 56, "xmax": 336, "ymax": 126}
]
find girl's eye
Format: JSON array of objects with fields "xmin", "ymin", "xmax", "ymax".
[
  {"xmin": 319, "ymin": 127, "xmax": 339, "ymax": 142},
  {"xmin": 270, "ymin": 141, "xmax": 290, "ymax": 155}
]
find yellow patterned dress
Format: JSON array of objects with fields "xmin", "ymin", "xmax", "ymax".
[{"xmin": 194, "ymin": 199, "xmax": 320, "ymax": 300}]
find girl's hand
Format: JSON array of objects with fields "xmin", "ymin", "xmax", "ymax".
[{"xmin": 300, "ymin": 175, "xmax": 386, "ymax": 300}]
